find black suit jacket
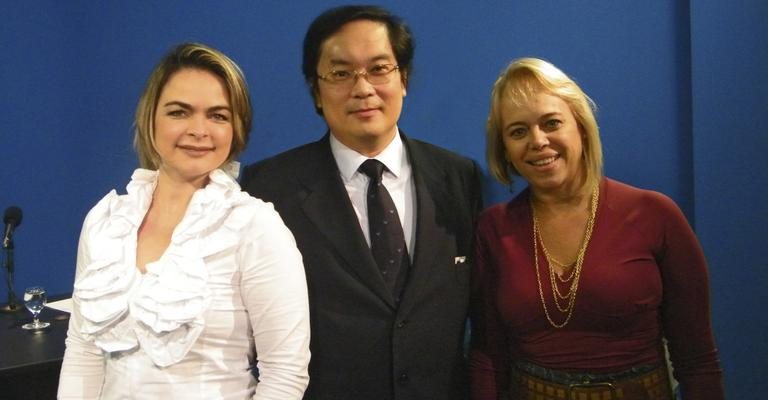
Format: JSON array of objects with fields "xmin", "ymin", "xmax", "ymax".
[{"xmin": 241, "ymin": 133, "xmax": 482, "ymax": 400}]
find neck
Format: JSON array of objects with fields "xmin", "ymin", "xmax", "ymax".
[
  {"xmin": 530, "ymin": 179, "xmax": 597, "ymax": 215},
  {"xmin": 153, "ymin": 170, "xmax": 206, "ymax": 211},
  {"xmin": 530, "ymin": 179, "xmax": 600, "ymax": 214},
  {"xmin": 333, "ymin": 130, "xmax": 397, "ymax": 158}
]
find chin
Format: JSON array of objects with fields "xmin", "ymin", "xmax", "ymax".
[{"xmin": 529, "ymin": 177, "xmax": 566, "ymax": 191}]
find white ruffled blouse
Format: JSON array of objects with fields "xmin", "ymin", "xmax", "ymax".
[{"xmin": 58, "ymin": 168, "xmax": 311, "ymax": 400}]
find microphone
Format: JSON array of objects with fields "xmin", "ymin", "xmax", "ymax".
[
  {"xmin": 2, "ymin": 206, "xmax": 22, "ymax": 311},
  {"xmin": 3, "ymin": 206, "xmax": 22, "ymax": 249}
]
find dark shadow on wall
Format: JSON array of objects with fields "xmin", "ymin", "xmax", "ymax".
[{"xmin": 673, "ymin": 0, "xmax": 695, "ymax": 225}]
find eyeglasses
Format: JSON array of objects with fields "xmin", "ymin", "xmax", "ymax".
[{"xmin": 318, "ymin": 64, "xmax": 400, "ymax": 87}]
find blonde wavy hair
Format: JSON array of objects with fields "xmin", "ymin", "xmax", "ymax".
[
  {"xmin": 486, "ymin": 57, "xmax": 603, "ymax": 188},
  {"xmin": 133, "ymin": 43, "xmax": 252, "ymax": 169}
]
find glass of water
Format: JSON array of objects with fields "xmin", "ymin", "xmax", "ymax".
[{"xmin": 22, "ymin": 286, "xmax": 50, "ymax": 330}]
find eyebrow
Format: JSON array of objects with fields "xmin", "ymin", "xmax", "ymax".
[
  {"xmin": 208, "ymin": 105, "xmax": 233, "ymax": 113},
  {"xmin": 161, "ymin": 101, "xmax": 232, "ymax": 112},
  {"xmin": 503, "ymin": 121, "xmax": 525, "ymax": 132},
  {"xmin": 538, "ymin": 112, "xmax": 564, "ymax": 121},
  {"xmin": 504, "ymin": 112, "xmax": 563, "ymax": 131},
  {"xmin": 328, "ymin": 54, "xmax": 393, "ymax": 66},
  {"xmin": 162, "ymin": 101, "xmax": 192, "ymax": 109}
]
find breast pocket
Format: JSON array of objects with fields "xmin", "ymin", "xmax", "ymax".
[{"xmin": 453, "ymin": 256, "xmax": 472, "ymax": 287}]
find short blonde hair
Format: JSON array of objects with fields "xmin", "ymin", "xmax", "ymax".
[
  {"xmin": 133, "ymin": 43, "xmax": 252, "ymax": 169},
  {"xmin": 486, "ymin": 57, "xmax": 603, "ymax": 188}
]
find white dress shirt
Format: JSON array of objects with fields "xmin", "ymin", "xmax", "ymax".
[
  {"xmin": 330, "ymin": 131, "xmax": 416, "ymax": 258},
  {"xmin": 58, "ymin": 167, "xmax": 311, "ymax": 400}
]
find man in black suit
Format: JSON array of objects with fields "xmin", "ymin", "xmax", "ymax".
[{"xmin": 241, "ymin": 5, "xmax": 482, "ymax": 399}]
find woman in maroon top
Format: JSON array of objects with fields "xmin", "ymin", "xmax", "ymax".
[{"xmin": 469, "ymin": 58, "xmax": 724, "ymax": 400}]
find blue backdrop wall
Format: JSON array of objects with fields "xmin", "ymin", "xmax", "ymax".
[{"xmin": 1, "ymin": 1, "xmax": 765, "ymax": 397}]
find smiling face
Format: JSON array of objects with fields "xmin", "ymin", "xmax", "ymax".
[
  {"xmin": 501, "ymin": 90, "xmax": 586, "ymax": 195},
  {"xmin": 153, "ymin": 68, "xmax": 233, "ymax": 185},
  {"xmin": 315, "ymin": 19, "xmax": 406, "ymax": 156}
]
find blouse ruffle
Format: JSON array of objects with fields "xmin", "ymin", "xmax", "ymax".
[{"xmin": 73, "ymin": 165, "xmax": 252, "ymax": 367}]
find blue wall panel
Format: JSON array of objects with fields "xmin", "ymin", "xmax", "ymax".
[
  {"xmin": 691, "ymin": 0, "xmax": 768, "ymax": 395},
  {"xmin": 1, "ymin": 1, "xmax": 764, "ymax": 396}
]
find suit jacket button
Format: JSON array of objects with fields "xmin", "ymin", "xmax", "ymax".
[
  {"xmin": 396, "ymin": 320, "xmax": 407, "ymax": 328},
  {"xmin": 397, "ymin": 372, "xmax": 409, "ymax": 384}
]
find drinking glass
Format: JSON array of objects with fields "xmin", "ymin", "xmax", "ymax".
[{"xmin": 22, "ymin": 286, "xmax": 50, "ymax": 330}]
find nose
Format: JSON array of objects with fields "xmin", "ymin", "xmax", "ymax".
[
  {"xmin": 529, "ymin": 126, "xmax": 549, "ymax": 150},
  {"xmin": 350, "ymin": 71, "xmax": 375, "ymax": 98},
  {"xmin": 187, "ymin": 115, "xmax": 208, "ymax": 138}
]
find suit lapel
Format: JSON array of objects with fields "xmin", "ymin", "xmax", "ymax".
[
  {"xmin": 299, "ymin": 136, "xmax": 396, "ymax": 308},
  {"xmin": 398, "ymin": 136, "xmax": 453, "ymax": 314}
]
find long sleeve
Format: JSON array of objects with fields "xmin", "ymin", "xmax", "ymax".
[
  {"xmin": 58, "ymin": 215, "xmax": 106, "ymax": 399},
  {"xmin": 59, "ymin": 170, "xmax": 311, "ymax": 399},
  {"xmin": 469, "ymin": 181, "xmax": 724, "ymax": 399},
  {"xmin": 469, "ymin": 210, "xmax": 509, "ymax": 400},
  {"xmin": 654, "ymin": 194, "xmax": 725, "ymax": 398},
  {"xmin": 239, "ymin": 209, "xmax": 311, "ymax": 400}
]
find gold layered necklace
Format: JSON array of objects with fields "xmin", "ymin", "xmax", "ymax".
[
  {"xmin": 531, "ymin": 186, "xmax": 599, "ymax": 328},
  {"xmin": 544, "ymin": 254, "xmax": 576, "ymax": 283}
]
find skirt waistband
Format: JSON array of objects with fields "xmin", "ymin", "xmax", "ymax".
[
  {"xmin": 510, "ymin": 362, "xmax": 674, "ymax": 400},
  {"xmin": 514, "ymin": 361, "xmax": 663, "ymax": 385}
]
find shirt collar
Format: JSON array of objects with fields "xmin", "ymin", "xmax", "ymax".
[{"xmin": 330, "ymin": 128, "xmax": 406, "ymax": 181}]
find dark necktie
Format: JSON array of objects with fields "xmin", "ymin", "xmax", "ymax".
[{"xmin": 359, "ymin": 159, "xmax": 409, "ymax": 296}]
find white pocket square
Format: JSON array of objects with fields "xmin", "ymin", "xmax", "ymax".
[{"xmin": 454, "ymin": 256, "xmax": 466, "ymax": 264}]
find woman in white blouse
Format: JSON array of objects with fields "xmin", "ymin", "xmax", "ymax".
[{"xmin": 58, "ymin": 43, "xmax": 311, "ymax": 400}]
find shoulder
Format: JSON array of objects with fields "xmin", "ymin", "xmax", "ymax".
[
  {"xmin": 405, "ymin": 137, "xmax": 483, "ymax": 217},
  {"xmin": 407, "ymin": 137, "xmax": 478, "ymax": 171},
  {"xmin": 602, "ymin": 178, "xmax": 691, "ymax": 238},
  {"xmin": 187, "ymin": 183, "xmax": 297, "ymax": 258},
  {"xmin": 242, "ymin": 141, "xmax": 326, "ymax": 180},
  {"xmin": 478, "ymin": 202, "xmax": 507, "ymax": 225},
  {"xmin": 232, "ymin": 193, "xmax": 283, "ymax": 223},
  {"xmin": 81, "ymin": 189, "xmax": 120, "ymax": 228},
  {"xmin": 239, "ymin": 140, "xmax": 327, "ymax": 201},
  {"xmin": 603, "ymin": 178, "xmax": 680, "ymax": 216},
  {"xmin": 240, "ymin": 140, "xmax": 330, "ymax": 199},
  {"xmin": 228, "ymin": 193, "xmax": 300, "ymax": 259},
  {"xmin": 205, "ymin": 172, "xmax": 287, "ymax": 229},
  {"xmin": 478, "ymin": 190, "xmax": 528, "ymax": 226},
  {"xmin": 405, "ymin": 137, "xmax": 481, "ymax": 197},
  {"xmin": 81, "ymin": 170, "xmax": 155, "ymax": 232}
]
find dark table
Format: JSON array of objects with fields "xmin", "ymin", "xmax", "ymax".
[{"xmin": 0, "ymin": 301, "xmax": 70, "ymax": 400}]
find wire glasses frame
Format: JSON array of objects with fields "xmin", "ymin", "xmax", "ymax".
[{"xmin": 317, "ymin": 64, "xmax": 400, "ymax": 87}]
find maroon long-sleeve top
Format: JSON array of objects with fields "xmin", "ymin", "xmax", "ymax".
[{"xmin": 469, "ymin": 178, "xmax": 724, "ymax": 399}]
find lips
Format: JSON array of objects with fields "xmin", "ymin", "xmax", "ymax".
[
  {"xmin": 178, "ymin": 145, "xmax": 214, "ymax": 155},
  {"xmin": 349, "ymin": 106, "xmax": 381, "ymax": 117},
  {"xmin": 528, "ymin": 155, "xmax": 559, "ymax": 166}
]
